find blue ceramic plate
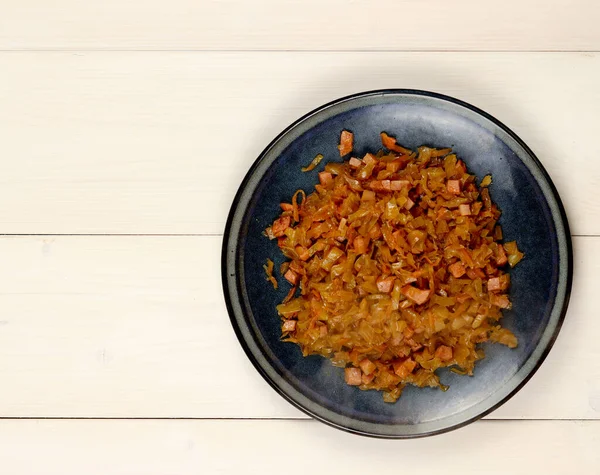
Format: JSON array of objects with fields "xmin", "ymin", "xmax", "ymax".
[{"xmin": 222, "ymin": 90, "xmax": 572, "ymax": 438}]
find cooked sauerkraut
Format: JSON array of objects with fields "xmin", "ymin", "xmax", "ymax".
[{"xmin": 265, "ymin": 131, "xmax": 523, "ymax": 402}]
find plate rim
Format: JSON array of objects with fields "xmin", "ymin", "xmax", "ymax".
[{"xmin": 221, "ymin": 88, "xmax": 573, "ymax": 438}]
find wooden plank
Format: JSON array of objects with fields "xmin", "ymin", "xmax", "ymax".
[
  {"xmin": 0, "ymin": 235, "xmax": 595, "ymax": 419},
  {"xmin": 0, "ymin": 419, "xmax": 597, "ymax": 474},
  {"xmin": 1, "ymin": 1, "xmax": 599, "ymax": 51},
  {"xmin": 0, "ymin": 52, "xmax": 599, "ymax": 235}
]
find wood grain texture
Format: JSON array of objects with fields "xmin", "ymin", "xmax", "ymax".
[
  {"xmin": 0, "ymin": 235, "xmax": 594, "ymax": 419},
  {"xmin": 0, "ymin": 2, "xmax": 596, "ymax": 467},
  {"xmin": 1, "ymin": 1, "xmax": 599, "ymax": 51},
  {"xmin": 0, "ymin": 419, "xmax": 597, "ymax": 475},
  {"xmin": 0, "ymin": 52, "xmax": 599, "ymax": 235}
]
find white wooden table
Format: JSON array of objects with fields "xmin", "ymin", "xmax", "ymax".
[{"xmin": 1, "ymin": 1, "xmax": 599, "ymax": 473}]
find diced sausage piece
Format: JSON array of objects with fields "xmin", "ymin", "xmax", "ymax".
[
  {"xmin": 393, "ymin": 358, "xmax": 417, "ymax": 378},
  {"xmin": 404, "ymin": 197, "xmax": 415, "ymax": 210},
  {"xmin": 369, "ymin": 180, "xmax": 384, "ymax": 191},
  {"xmin": 404, "ymin": 358, "xmax": 417, "ymax": 373},
  {"xmin": 370, "ymin": 180, "xmax": 392, "ymax": 192},
  {"xmin": 435, "ymin": 345, "xmax": 453, "ymax": 361},
  {"xmin": 282, "ymin": 320, "xmax": 296, "ymax": 332},
  {"xmin": 338, "ymin": 130, "xmax": 354, "ymax": 156},
  {"xmin": 319, "ymin": 325, "xmax": 328, "ymax": 337},
  {"xmin": 377, "ymin": 276, "xmax": 395, "ymax": 293},
  {"xmin": 359, "ymin": 358, "xmax": 376, "ymax": 376},
  {"xmin": 496, "ymin": 244, "xmax": 508, "ymax": 266},
  {"xmin": 318, "ymin": 172, "xmax": 333, "ymax": 187},
  {"xmin": 390, "ymin": 180, "xmax": 410, "ymax": 191},
  {"xmin": 459, "ymin": 204, "xmax": 471, "ymax": 216},
  {"xmin": 345, "ymin": 367, "xmax": 362, "ymax": 386},
  {"xmin": 271, "ymin": 216, "xmax": 291, "ymax": 237},
  {"xmin": 487, "ymin": 277, "xmax": 502, "ymax": 292},
  {"xmin": 490, "ymin": 294, "xmax": 511, "ymax": 309},
  {"xmin": 449, "ymin": 261, "xmax": 466, "ymax": 278},
  {"xmin": 284, "ymin": 269, "xmax": 299, "ymax": 285},
  {"xmin": 401, "ymin": 285, "xmax": 431, "ymax": 305},
  {"xmin": 447, "ymin": 180, "xmax": 461, "ymax": 194},
  {"xmin": 392, "ymin": 361, "xmax": 408, "ymax": 378},
  {"xmin": 349, "ymin": 157, "xmax": 362, "ymax": 168}
]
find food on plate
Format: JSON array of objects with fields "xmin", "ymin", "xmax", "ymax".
[
  {"xmin": 338, "ymin": 130, "xmax": 354, "ymax": 157},
  {"xmin": 265, "ymin": 131, "xmax": 523, "ymax": 402},
  {"xmin": 301, "ymin": 153, "xmax": 324, "ymax": 172},
  {"xmin": 263, "ymin": 258, "xmax": 278, "ymax": 290}
]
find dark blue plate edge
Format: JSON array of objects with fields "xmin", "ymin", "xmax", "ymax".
[{"xmin": 221, "ymin": 89, "xmax": 573, "ymax": 439}]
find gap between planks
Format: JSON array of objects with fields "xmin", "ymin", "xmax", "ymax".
[
  {"xmin": 0, "ymin": 416, "xmax": 596, "ymax": 421},
  {"xmin": 1, "ymin": 49, "xmax": 600, "ymax": 53}
]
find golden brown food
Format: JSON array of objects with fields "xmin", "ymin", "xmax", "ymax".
[
  {"xmin": 301, "ymin": 153, "xmax": 324, "ymax": 172},
  {"xmin": 265, "ymin": 132, "xmax": 523, "ymax": 402},
  {"xmin": 263, "ymin": 258, "xmax": 278, "ymax": 290}
]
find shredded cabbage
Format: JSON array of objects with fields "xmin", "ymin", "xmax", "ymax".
[{"xmin": 266, "ymin": 132, "xmax": 523, "ymax": 402}]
